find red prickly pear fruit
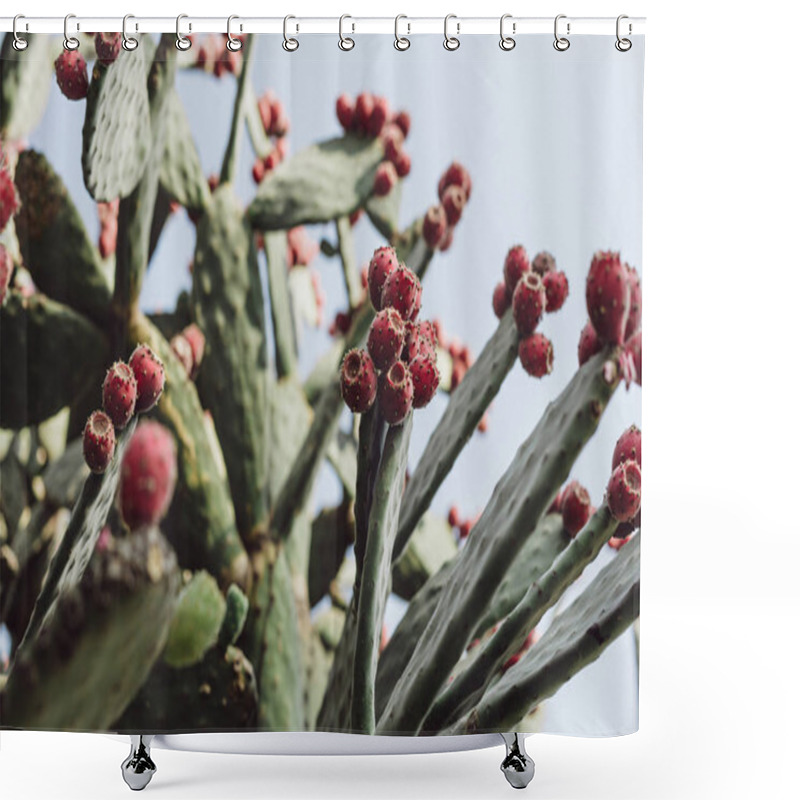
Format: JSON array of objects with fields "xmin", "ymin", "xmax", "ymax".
[
  {"xmin": 119, "ymin": 420, "xmax": 178, "ymax": 530},
  {"xmin": 128, "ymin": 344, "xmax": 165, "ymax": 413},
  {"xmin": 102, "ymin": 361, "xmax": 138, "ymax": 428},
  {"xmin": 367, "ymin": 246, "xmax": 399, "ymax": 310},
  {"xmin": 518, "ymin": 333, "xmax": 554, "ymax": 378},
  {"xmin": 607, "ymin": 460, "xmax": 642, "ymax": 523},
  {"xmin": 381, "ymin": 263, "xmax": 421, "ymax": 321},
  {"xmin": 543, "ymin": 270, "xmax": 569, "ymax": 312},
  {"xmin": 578, "ymin": 320, "xmax": 602, "ymax": 365},
  {"xmin": 512, "ymin": 271, "xmax": 546, "ymax": 336},
  {"xmin": 447, "ymin": 506, "xmax": 460, "ymax": 527},
  {"xmin": 54, "ymin": 51, "xmax": 89, "ymax": 101},
  {"xmin": 97, "ymin": 199, "xmax": 119, "ymax": 259},
  {"xmin": 378, "ymin": 361, "xmax": 414, "ymax": 424},
  {"xmin": 532, "ymin": 251, "xmax": 556, "ymax": 276},
  {"xmin": 368, "ymin": 96, "xmax": 391, "ymax": 137},
  {"xmin": 613, "ymin": 425, "xmax": 641, "ymax": 470},
  {"xmin": 340, "ymin": 349, "xmax": 377, "ymax": 413},
  {"xmin": 0, "ymin": 166, "xmax": 20, "ymax": 233},
  {"xmin": 252, "ymin": 158, "xmax": 266, "ymax": 184},
  {"xmin": 492, "ymin": 282, "xmax": 510, "ymax": 319},
  {"xmin": 409, "ymin": 355, "xmax": 440, "ymax": 408},
  {"xmin": 82, "ymin": 411, "xmax": 116, "ymax": 474},
  {"xmin": 367, "ymin": 308, "xmax": 406, "ymax": 371},
  {"xmin": 0, "ymin": 244, "xmax": 12, "ymax": 306},
  {"xmin": 403, "ymin": 322, "xmax": 437, "ymax": 362},
  {"xmin": 269, "ymin": 98, "xmax": 289, "ymax": 137},
  {"xmin": 353, "ymin": 92, "xmax": 375, "ymax": 135},
  {"xmin": 561, "ymin": 481, "xmax": 591, "ymax": 537},
  {"xmin": 624, "ymin": 264, "xmax": 642, "ymax": 339},
  {"xmin": 336, "ymin": 93, "xmax": 355, "ymax": 131},
  {"xmin": 586, "ymin": 250, "xmax": 631, "ymax": 345},
  {"xmin": 422, "ymin": 205, "xmax": 448, "ymax": 250},
  {"xmin": 439, "ymin": 227, "xmax": 454, "ymax": 253},
  {"xmin": 459, "ymin": 520, "xmax": 473, "ymax": 540},
  {"xmin": 441, "ymin": 184, "xmax": 467, "ymax": 226},
  {"xmin": 394, "ymin": 149, "xmax": 411, "ymax": 178},
  {"xmin": 548, "ymin": 489, "xmax": 563, "ymax": 514},
  {"xmin": 503, "ymin": 245, "xmax": 531, "ymax": 294},
  {"xmin": 438, "ymin": 161, "xmax": 472, "ymax": 201},
  {"xmin": 608, "ymin": 534, "xmax": 631, "ymax": 550},
  {"xmin": 418, "ymin": 320, "xmax": 438, "ymax": 348},
  {"xmin": 373, "ymin": 161, "xmax": 397, "ymax": 197},
  {"xmin": 626, "ymin": 330, "xmax": 642, "ymax": 385},
  {"xmin": 381, "ymin": 123, "xmax": 404, "ymax": 162},
  {"xmin": 94, "ymin": 32, "xmax": 122, "ymax": 64},
  {"xmin": 393, "ymin": 110, "xmax": 411, "ymax": 139}
]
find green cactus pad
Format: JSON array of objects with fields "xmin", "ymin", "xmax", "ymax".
[
  {"xmin": 444, "ymin": 534, "xmax": 640, "ymax": 734},
  {"xmin": 82, "ymin": 41, "xmax": 153, "ymax": 201},
  {"xmin": 0, "ymin": 292, "xmax": 109, "ymax": 430},
  {"xmin": 219, "ymin": 584, "xmax": 249, "ymax": 647},
  {"xmin": 248, "ymin": 135, "xmax": 385, "ymax": 231},
  {"xmin": 392, "ymin": 512, "xmax": 458, "ymax": 601},
  {"xmin": 0, "ymin": 34, "xmax": 55, "ymax": 141},
  {"xmin": 1, "ymin": 527, "xmax": 180, "ymax": 730},
  {"xmin": 163, "ymin": 571, "xmax": 227, "ymax": 668},
  {"xmin": 14, "ymin": 150, "xmax": 112, "ymax": 323},
  {"xmin": 365, "ymin": 180, "xmax": 402, "ymax": 240}
]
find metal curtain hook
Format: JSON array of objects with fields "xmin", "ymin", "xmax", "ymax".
[
  {"xmin": 283, "ymin": 15, "xmax": 299, "ymax": 52},
  {"xmin": 499, "ymin": 14, "xmax": 516, "ymax": 51},
  {"xmin": 227, "ymin": 15, "xmax": 243, "ymax": 51},
  {"xmin": 554, "ymin": 14, "xmax": 570, "ymax": 51},
  {"xmin": 12, "ymin": 14, "xmax": 28, "ymax": 51},
  {"xmin": 175, "ymin": 14, "xmax": 191, "ymax": 51},
  {"xmin": 394, "ymin": 15, "xmax": 410, "ymax": 50},
  {"xmin": 616, "ymin": 14, "xmax": 632, "ymax": 51},
  {"xmin": 339, "ymin": 15, "xmax": 355, "ymax": 51},
  {"xmin": 122, "ymin": 14, "xmax": 139, "ymax": 51},
  {"xmin": 443, "ymin": 14, "xmax": 460, "ymax": 51},
  {"xmin": 63, "ymin": 13, "xmax": 80, "ymax": 50}
]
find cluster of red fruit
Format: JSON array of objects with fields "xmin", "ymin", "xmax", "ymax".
[
  {"xmin": 193, "ymin": 34, "xmax": 246, "ymax": 78},
  {"xmin": 493, "ymin": 246, "xmax": 569, "ymax": 378},
  {"xmin": 447, "ymin": 506, "xmax": 481, "ymax": 541},
  {"xmin": 335, "ymin": 93, "xmax": 412, "ymax": 198},
  {"xmin": 340, "ymin": 246, "xmax": 440, "ymax": 425},
  {"xmin": 579, "ymin": 251, "xmax": 642, "ymax": 386},
  {"xmin": 422, "ymin": 162, "xmax": 472, "ymax": 251},
  {"xmin": 252, "ymin": 92, "xmax": 291, "ymax": 184},
  {"xmin": 169, "ymin": 323, "xmax": 206, "ymax": 381},
  {"xmin": 53, "ymin": 34, "xmax": 122, "ymax": 102}
]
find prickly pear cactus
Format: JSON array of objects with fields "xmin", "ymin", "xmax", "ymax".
[{"xmin": 0, "ymin": 33, "xmax": 641, "ymax": 738}]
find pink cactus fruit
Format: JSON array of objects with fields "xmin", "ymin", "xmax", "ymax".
[
  {"xmin": 606, "ymin": 460, "xmax": 642, "ymax": 523},
  {"xmin": 378, "ymin": 361, "xmax": 414, "ymax": 424},
  {"xmin": 381, "ymin": 263, "xmax": 421, "ymax": 321},
  {"xmin": 393, "ymin": 150, "xmax": 412, "ymax": 178},
  {"xmin": 403, "ymin": 321, "xmax": 437, "ymax": 362},
  {"xmin": 128, "ymin": 344, "xmax": 165, "ymax": 413},
  {"xmin": 54, "ymin": 51, "xmax": 89, "ymax": 101},
  {"xmin": 586, "ymin": 250, "xmax": 631, "ymax": 345},
  {"xmin": 102, "ymin": 361, "xmax": 138, "ymax": 429},
  {"xmin": 518, "ymin": 333, "xmax": 554, "ymax": 378},
  {"xmin": 373, "ymin": 161, "xmax": 398, "ymax": 197},
  {"xmin": 381, "ymin": 123, "xmax": 404, "ymax": 162},
  {"xmin": 367, "ymin": 308, "xmax": 406, "ymax": 371},
  {"xmin": 0, "ymin": 165, "xmax": 20, "ymax": 232},
  {"xmin": 340, "ymin": 349, "xmax": 378, "ymax": 413},
  {"xmin": 447, "ymin": 506, "xmax": 461, "ymax": 528},
  {"xmin": 512, "ymin": 271, "xmax": 546, "ymax": 336},
  {"xmin": 170, "ymin": 333, "xmax": 194, "ymax": 378},
  {"xmin": 368, "ymin": 96, "xmax": 391, "ymax": 137},
  {"xmin": 441, "ymin": 184, "xmax": 467, "ymax": 226},
  {"xmin": 82, "ymin": 411, "xmax": 116, "ymax": 473},
  {"xmin": 503, "ymin": 245, "xmax": 530, "ymax": 294},
  {"xmin": 543, "ymin": 270, "xmax": 569, "ymax": 312},
  {"xmin": 97, "ymin": 199, "xmax": 119, "ymax": 259},
  {"xmin": 560, "ymin": 481, "xmax": 591, "ymax": 537},
  {"xmin": 268, "ymin": 97, "xmax": 290, "ymax": 137},
  {"xmin": 532, "ymin": 251, "xmax": 556, "ymax": 276},
  {"xmin": 492, "ymin": 282, "xmax": 510, "ymax": 319},
  {"xmin": 578, "ymin": 320, "xmax": 602, "ymax": 366},
  {"xmin": 171, "ymin": 324, "xmax": 205, "ymax": 380},
  {"xmin": 624, "ymin": 264, "xmax": 642, "ymax": 339},
  {"xmin": 626, "ymin": 330, "xmax": 642, "ymax": 386},
  {"xmin": 94, "ymin": 32, "xmax": 122, "ymax": 64},
  {"xmin": 119, "ymin": 421, "xmax": 178, "ymax": 530},
  {"xmin": 438, "ymin": 161, "xmax": 472, "ymax": 201},
  {"xmin": 393, "ymin": 110, "xmax": 411, "ymax": 138},
  {"xmin": 353, "ymin": 92, "xmax": 375, "ymax": 135},
  {"xmin": 367, "ymin": 246, "xmax": 399, "ymax": 310},
  {"xmin": 422, "ymin": 205, "xmax": 448, "ymax": 250},
  {"xmin": 336, "ymin": 93, "xmax": 355, "ymax": 131},
  {"xmin": 0, "ymin": 243, "xmax": 12, "ymax": 306},
  {"xmin": 287, "ymin": 226, "xmax": 319, "ymax": 267},
  {"xmin": 612, "ymin": 425, "xmax": 641, "ymax": 471},
  {"xmin": 409, "ymin": 355, "xmax": 440, "ymax": 408}
]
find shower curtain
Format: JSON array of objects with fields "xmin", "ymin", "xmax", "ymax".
[{"xmin": 0, "ymin": 27, "xmax": 643, "ymax": 738}]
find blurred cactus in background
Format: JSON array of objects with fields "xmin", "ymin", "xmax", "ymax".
[{"xmin": 0, "ymin": 33, "xmax": 641, "ymax": 734}]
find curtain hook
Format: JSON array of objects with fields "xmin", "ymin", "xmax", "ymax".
[
  {"xmin": 339, "ymin": 14, "xmax": 355, "ymax": 51},
  {"xmin": 122, "ymin": 15, "xmax": 139, "ymax": 51},
  {"xmin": 499, "ymin": 14, "xmax": 516, "ymax": 51},
  {"xmin": 443, "ymin": 14, "xmax": 460, "ymax": 51},
  {"xmin": 175, "ymin": 14, "xmax": 191, "ymax": 51},
  {"xmin": 63, "ymin": 13, "xmax": 80, "ymax": 51},
  {"xmin": 283, "ymin": 15, "xmax": 299, "ymax": 52},
  {"xmin": 227, "ymin": 15, "xmax": 243, "ymax": 51},
  {"xmin": 394, "ymin": 15, "xmax": 410, "ymax": 51},
  {"xmin": 616, "ymin": 15, "xmax": 632, "ymax": 51},
  {"xmin": 554, "ymin": 14, "xmax": 570, "ymax": 51},
  {"xmin": 12, "ymin": 14, "xmax": 28, "ymax": 51}
]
